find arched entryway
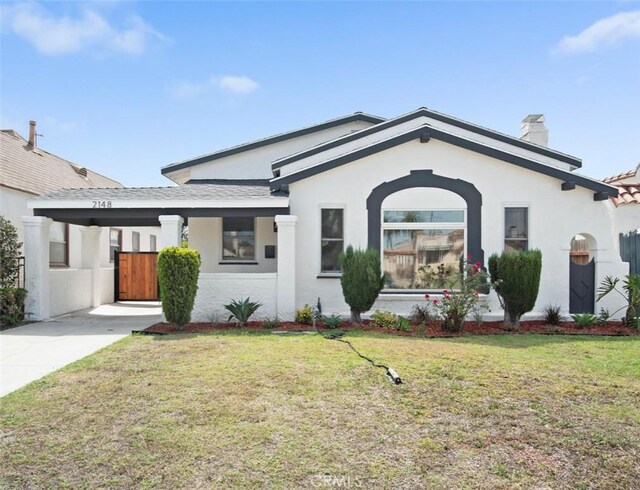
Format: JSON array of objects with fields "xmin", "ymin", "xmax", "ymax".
[{"xmin": 569, "ymin": 233, "xmax": 596, "ymax": 314}]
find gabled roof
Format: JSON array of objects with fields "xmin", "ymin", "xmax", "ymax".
[
  {"xmin": 270, "ymin": 124, "xmax": 616, "ymax": 199},
  {"xmin": 161, "ymin": 112, "xmax": 385, "ymax": 175},
  {"xmin": 271, "ymin": 107, "xmax": 582, "ymax": 172},
  {"xmin": 0, "ymin": 129, "xmax": 122, "ymax": 195}
]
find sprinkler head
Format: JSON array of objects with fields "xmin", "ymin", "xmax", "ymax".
[{"xmin": 386, "ymin": 368, "xmax": 403, "ymax": 385}]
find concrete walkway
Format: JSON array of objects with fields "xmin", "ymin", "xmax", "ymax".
[{"xmin": 0, "ymin": 302, "xmax": 162, "ymax": 397}]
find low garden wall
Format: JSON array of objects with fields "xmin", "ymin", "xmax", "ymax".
[
  {"xmin": 191, "ymin": 273, "xmax": 278, "ymax": 322},
  {"xmin": 49, "ymin": 269, "xmax": 92, "ymax": 317}
]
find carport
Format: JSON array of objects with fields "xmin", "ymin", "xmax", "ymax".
[{"xmin": 24, "ymin": 183, "xmax": 293, "ymax": 321}]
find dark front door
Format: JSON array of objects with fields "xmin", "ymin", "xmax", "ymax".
[
  {"xmin": 569, "ymin": 258, "xmax": 595, "ymax": 314},
  {"xmin": 116, "ymin": 252, "xmax": 159, "ymax": 301}
]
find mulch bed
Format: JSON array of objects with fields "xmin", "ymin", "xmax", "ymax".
[{"xmin": 140, "ymin": 320, "xmax": 639, "ymax": 337}]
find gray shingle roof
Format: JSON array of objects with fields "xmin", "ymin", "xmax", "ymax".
[
  {"xmin": 36, "ymin": 183, "xmax": 282, "ymax": 201},
  {"xmin": 0, "ymin": 129, "xmax": 122, "ymax": 195}
]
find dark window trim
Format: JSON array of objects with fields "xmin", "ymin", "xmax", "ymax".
[
  {"xmin": 320, "ymin": 208, "xmax": 345, "ymax": 274},
  {"xmin": 221, "ymin": 217, "xmax": 256, "ymax": 262},
  {"xmin": 110, "ymin": 228, "xmax": 122, "ymax": 263},
  {"xmin": 367, "ymin": 170, "xmax": 484, "ymax": 266}
]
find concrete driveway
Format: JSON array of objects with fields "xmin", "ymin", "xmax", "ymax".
[{"xmin": 0, "ymin": 302, "xmax": 162, "ymax": 397}]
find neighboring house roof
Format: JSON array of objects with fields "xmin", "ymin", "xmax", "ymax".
[
  {"xmin": 603, "ymin": 164, "xmax": 640, "ymax": 207},
  {"xmin": 160, "ymin": 112, "xmax": 386, "ymax": 176},
  {"xmin": 0, "ymin": 129, "xmax": 122, "ymax": 195},
  {"xmin": 270, "ymin": 124, "xmax": 616, "ymax": 199},
  {"xmin": 271, "ymin": 107, "xmax": 582, "ymax": 172}
]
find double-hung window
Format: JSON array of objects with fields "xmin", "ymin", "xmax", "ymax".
[
  {"xmin": 320, "ymin": 209, "xmax": 344, "ymax": 273},
  {"xmin": 382, "ymin": 210, "xmax": 466, "ymax": 290},
  {"xmin": 222, "ymin": 217, "xmax": 255, "ymax": 261},
  {"xmin": 49, "ymin": 222, "xmax": 68, "ymax": 267},
  {"xmin": 504, "ymin": 207, "xmax": 528, "ymax": 252}
]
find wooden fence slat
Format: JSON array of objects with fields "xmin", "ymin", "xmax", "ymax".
[{"xmin": 620, "ymin": 231, "xmax": 640, "ymax": 275}]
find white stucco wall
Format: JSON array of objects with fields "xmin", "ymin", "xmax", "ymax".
[
  {"xmin": 191, "ymin": 273, "xmax": 278, "ymax": 322},
  {"xmin": 187, "ymin": 120, "xmax": 375, "ymax": 181},
  {"xmin": 0, "ymin": 185, "xmax": 34, "ymax": 248},
  {"xmin": 188, "ymin": 217, "xmax": 277, "ymax": 273},
  {"xmin": 49, "ymin": 269, "xmax": 92, "ymax": 317},
  {"xmin": 287, "ymin": 137, "xmax": 628, "ymax": 320}
]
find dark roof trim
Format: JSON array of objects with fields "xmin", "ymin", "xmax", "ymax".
[
  {"xmin": 271, "ymin": 108, "xmax": 581, "ymax": 172},
  {"xmin": 161, "ymin": 113, "xmax": 385, "ymax": 175},
  {"xmin": 270, "ymin": 125, "xmax": 616, "ymax": 197},
  {"xmin": 185, "ymin": 179, "xmax": 271, "ymax": 186},
  {"xmin": 33, "ymin": 206, "xmax": 289, "ymax": 227}
]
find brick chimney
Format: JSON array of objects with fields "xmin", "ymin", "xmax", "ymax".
[
  {"xmin": 28, "ymin": 120, "xmax": 37, "ymax": 147},
  {"xmin": 520, "ymin": 114, "xmax": 548, "ymax": 147}
]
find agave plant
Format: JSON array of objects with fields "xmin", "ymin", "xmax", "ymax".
[
  {"xmin": 224, "ymin": 297, "xmax": 262, "ymax": 325},
  {"xmin": 596, "ymin": 275, "xmax": 640, "ymax": 327}
]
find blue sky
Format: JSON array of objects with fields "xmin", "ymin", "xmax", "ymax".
[{"xmin": 1, "ymin": 1, "xmax": 639, "ymax": 187}]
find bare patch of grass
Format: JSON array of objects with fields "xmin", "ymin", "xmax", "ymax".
[{"xmin": 1, "ymin": 333, "xmax": 639, "ymax": 488}]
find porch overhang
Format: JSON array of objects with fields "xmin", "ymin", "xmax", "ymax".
[{"xmin": 28, "ymin": 183, "xmax": 290, "ymax": 226}]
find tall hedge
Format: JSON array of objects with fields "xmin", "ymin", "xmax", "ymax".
[
  {"xmin": 339, "ymin": 246, "xmax": 384, "ymax": 324},
  {"xmin": 157, "ymin": 247, "xmax": 201, "ymax": 328},
  {"xmin": 0, "ymin": 215, "xmax": 23, "ymax": 289},
  {"xmin": 488, "ymin": 249, "xmax": 542, "ymax": 327}
]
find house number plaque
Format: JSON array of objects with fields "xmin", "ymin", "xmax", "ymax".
[{"xmin": 92, "ymin": 201, "xmax": 112, "ymax": 208}]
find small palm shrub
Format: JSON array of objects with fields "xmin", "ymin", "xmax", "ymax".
[
  {"xmin": 597, "ymin": 275, "xmax": 640, "ymax": 327},
  {"xmin": 224, "ymin": 297, "xmax": 262, "ymax": 325},
  {"xmin": 322, "ymin": 314, "xmax": 342, "ymax": 329},
  {"xmin": 571, "ymin": 313, "xmax": 597, "ymax": 328},
  {"xmin": 542, "ymin": 304, "xmax": 564, "ymax": 325},
  {"xmin": 157, "ymin": 247, "xmax": 201, "ymax": 328},
  {"xmin": 295, "ymin": 304, "xmax": 314, "ymax": 325}
]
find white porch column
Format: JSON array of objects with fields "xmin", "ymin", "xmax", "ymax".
[
  {"xmin": 22, "ymin": 216, "xmax": 52, "ymax": 321},
  {"xmin": 80, "ymin": 226, "xmax": 102, "ymax": 307},
  {"xmin": 276, "ymin": 215, "xmax": 297, "ymax": 321},
  {"xmin": 159, "ymin": 215, "xmax": 184, "ymax": 248}
]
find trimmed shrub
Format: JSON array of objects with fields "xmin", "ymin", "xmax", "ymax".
[
  {"xmin": 488, "ymin": 249, "xmax": 542, "ymax": 327},
  {"xmin": 0, "ymin": 287, "xmax": 27, "ymax": 328},
  {"xmin": 0, "ymin": 215, "xmax": 23, "ymax": 289},
  {"xmin": 370, "ymin": 310, "xmax": 397, "ymax": 329},
  {"xmin": 157, "ymin": 247, "xmax": 201, "ymax": 328},
  {"xmin": 224, "ymin": 297, "xmax": 262, "ymax": 325},
  {"xmin": 339, "ymin": 246, "xmax": 384, "ymax": 324},
  {"xmin": 295, "ymin": 304, "xmax": 314, "ymax": 325}
]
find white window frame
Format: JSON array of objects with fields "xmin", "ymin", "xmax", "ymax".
[
  {"xmin": 381, "ymin": 208, "xmax": 467, "ymax": 292},
  {"xmin": 318, "ymin": 205, "xmax": 346, "ymax": 276}
]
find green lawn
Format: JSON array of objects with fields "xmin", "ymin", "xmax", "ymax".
[{"xmin": 1, "ymin": 332, "xmax": 639, "ymax": 489}]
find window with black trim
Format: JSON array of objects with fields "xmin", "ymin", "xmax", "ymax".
[
  {"xmin": 321, "ymin": 209, "xmax": 344, "ymax": 273},
  {"xmin": 49, "ymin": 222, "xmax": 68, "ymax": 266},
  {"xmin": 382, "ymin": 210, "xmax": 466, "ymax": 289},
  {"xmin": 110, "ymin": 228, "xmax": 122, "ymax": 262},
  {"xmin": 132, "ymin": 231, "xmax": 140, "ymax": 252},
  {"xmin": 222, "ymin": 217, "xmax": 255, "ymax": 261},
  {"xmin": 504, "ymin": 207, "xmax": 528, "ymax": 252}
]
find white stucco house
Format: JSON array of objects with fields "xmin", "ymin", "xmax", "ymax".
[
  {"xmin": 0, "ymin": 122, "xmax": 160, "ymax": 317},
  {"xmin": 21, "ymin": 108, "xmax": 635, "ymax": 322}
]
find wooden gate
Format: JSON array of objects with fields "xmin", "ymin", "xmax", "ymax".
[
  {"xmin": 115, "ymin": 252, "xmax": 159, "ymax": 301},
  {"xmin": 569, "ymin": 258, "xmax": 595, "ymax": 314}
]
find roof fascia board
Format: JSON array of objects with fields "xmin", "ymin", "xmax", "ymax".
[
  {"xmin": 28, "ymin": 198, "xmax": 289, "ymax": 209},
  {"xmin": 271, "ymin": 108, "xmax": 581, "ymax": 171},
  {"xmin": 270, "ymin": 125, "xmax": 616, "ymax": 196},
  {"xmin": 161, "ymin": 113, "xmax": 385, "ymax": 175}
]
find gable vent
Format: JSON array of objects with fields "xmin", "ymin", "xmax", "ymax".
[{"xmin": 71, "ymin": 164, "xmax": 88, "ymax": 177}]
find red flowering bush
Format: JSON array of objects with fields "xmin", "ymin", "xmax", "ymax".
[{"xmin": 425, "ymin": 257, "xmax": 489, "ymax": 332}]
